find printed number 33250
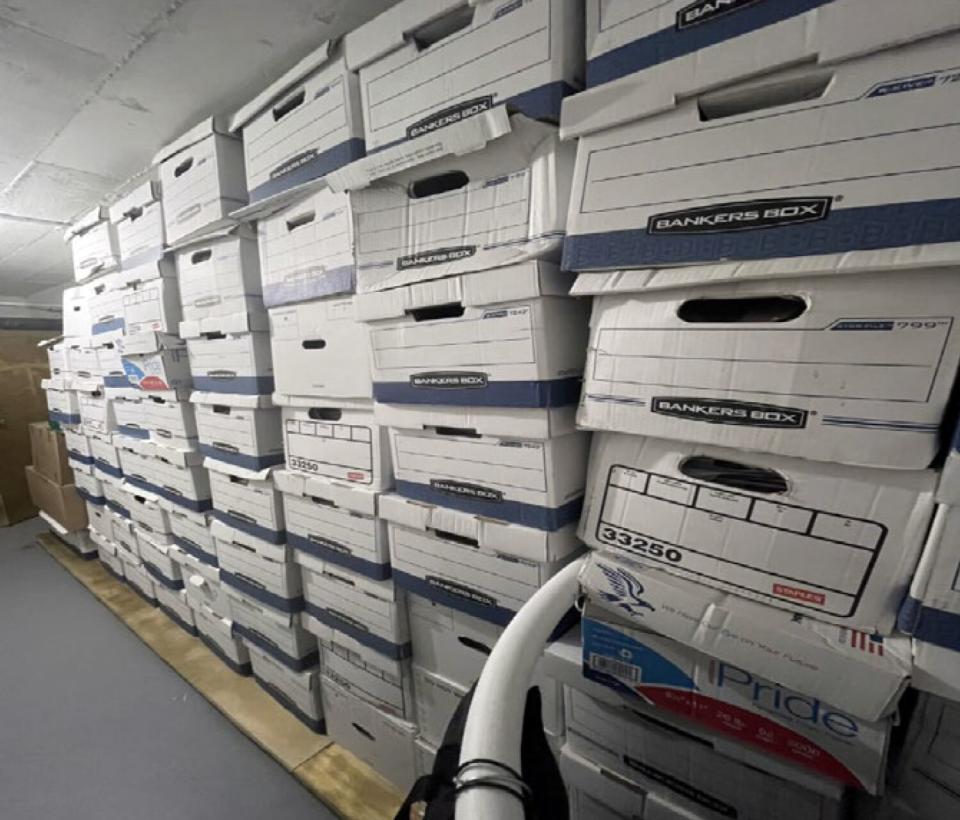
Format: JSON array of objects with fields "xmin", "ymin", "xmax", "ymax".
[{"xmin": 598, "ymin": 525, "xmax": 683, "ymax": 563}]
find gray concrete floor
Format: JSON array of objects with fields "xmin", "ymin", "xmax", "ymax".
[{"xmin": 0, "ymin": 517, "xmax": 335, "ymax": 820}]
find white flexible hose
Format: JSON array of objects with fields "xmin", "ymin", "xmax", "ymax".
[{"xmin": 456, "ymin": 556, "xmax": 586, "ymax": 820}]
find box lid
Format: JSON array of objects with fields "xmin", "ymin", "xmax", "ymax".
[
  {"xmin": 229, "ymin": 41, "xmax": 333, "ymax": 132},
  {"xmin": 355, "ymin": 260, "xmax": 567, "ymax": 322},
  {"xmin": 379, "ymin": 492, "xmax": 582, "ymax": 563},
  {"xmin": 179, "ymin": 310, "xmax": 269, "ymax": 339},
  {"xmin": 108, "ymin": 179, "xmax": 161, "ymax": 224},
  {"xmin": 327, "ymin": 104, "xmax": 511, "ymax": 192},
  {"xmin": 117, "ymin": 253, "xmax": 175, "ymax": 286},
  {"xmin": 343, "ymin": 0, "xmax": 469, "ymax": 71},
  {"xmin": 65, "ymin": 205, "xmax": 108, "ymax": 240},
  {"xmin": 154, "ymin": 116, "xmax": 234, "ymax": 165},
  {"xmin": 119, "ymin": 331, "xmax": 186, "ymax": 355},
  {"xmin": 274, "ymin": 469, "xmax": 378, "ymax": 516},
  {"xmin": 190, "ymin": 392, "xmax": 274, "ymax": 410},
  {"xmin": 203, "ymin": 457, "xmax": 275, "ymax": 483}
]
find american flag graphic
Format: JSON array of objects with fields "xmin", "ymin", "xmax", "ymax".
[{"xmin": 849, "ymin": 629, "xmax": 884, "ymax": 656}]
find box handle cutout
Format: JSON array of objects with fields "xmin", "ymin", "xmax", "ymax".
[
  {"xmin": 302, "ymin": 339, "xmax": 326, "ymax": 350},
  {"xmin": 191, "ymin": 249, "xmax": 212, "ymax": 264},
  {"xmin": 458, "ymin": 636, "xmax": 492, "ymax": 655},
  {"xmin": 212, "ymin": 405, "xmax": 231, "ymax": 414},
  {"xmin": 431, "ymin": 528, "xmax": 479, "ymax": 548},
  {"xmin": 410, "ymin": 5, "xmax": 474, "ymax": 50},
  {"xmin": 409, "ymin": 170, "xmax": 469, "ymax": 199},
  {"xmin": 677, "ymin": 295, "xmax": 806, "ymax": 324},
  {"xmin": 406, "ymin": 302, "xmax": 465, "ymax": 322},
  {"xmin": 308, "ymin": 496, "xmax": 336, "ymax": 508},
  {"xmin": 430, "ymin": 425, "xmax": 480, "ymax": 439},
  {"xmin": 273, "ymin": 89, "xmax": 305, "ymax": 121},
  {"xmin": 174, "ymin": 156, "xmax": 194, "ymax": 177},
  {"xmin": 203, "ymin": 331, "xmax": 227, "ymax": 340},
  {"xmin": 124, "ymin": 205, "xmax": 144, "ymax": 222},
  {"xmin": 324, "ymin": 572, "xmax": 356, "ymax": 588},
  {"xmin": 227, "ymin": 508, "xmax": 255, "ymax": 524},
  {"xmin": 228, "ymin": 476, "xmax": 249, "ymax": 486},
  {"xmin": 352, "ymin": 723, "xmax": 375, "ymax": 741},
  {"xmin": 212, "ymin": 441, "xmax": 239, "ymax": 453},
  {"xmin": 679, "ymin": 456, "xmax": 787, "ymax": 494},
  {"xmin": 286, "ymin": 211, "xmax": 316, "ymax": 232},
  {"xmin": 698, "ymin": 70, "xmax": 832, "ymax": 122},
  {"xmin": 308, "ymin": 407, "xmax": 342, "ymax": 421}
]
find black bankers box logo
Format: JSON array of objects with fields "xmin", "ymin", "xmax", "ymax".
[
  {"xmin": 406, "ymin": 96, "xmax": 494, "ymax": 140},
  {"xmin": 411, "ymin": 372, "xmax": 488, "ymax": 389},
  {"xmin": 397, "ymin": 246, "xmax": 477, "ymax": 270},
  {"xmin": 676, "ymin": 0, "xmax": 764, "ymax": 30},
  {"xmin": 430, "ymin": 479, "xmax": 504, "ymax": 503},
  {"xmin": 651, "ymin": 398, "xmax": 808, "ymax": 429},
  {"xmin": 648, "ymin": 197, "xmax": 832, "ymax": 235}
]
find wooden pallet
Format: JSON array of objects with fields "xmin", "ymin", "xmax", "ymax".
[{"xmin": 38, "ymin": 532, "xmax": 405, "ymax": 820}]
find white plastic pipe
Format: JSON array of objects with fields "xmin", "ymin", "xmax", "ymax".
[{"xmin": 456, "ymin": 556, "xmax": 586, "ymax": 820}]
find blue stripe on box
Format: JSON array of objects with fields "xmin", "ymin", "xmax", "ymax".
[
  {"xmin": 94, "ymin": 461, "xmax": 124, "ymax": 480},
  {"xmin": 369, "ymin": 80, "xmax": 575, "ymax": 154},
  {"xmin": 144, "ymin": 561, "xmax": 185, "ymax": 591},
  {"xmin": 92, "ymin": 317, "xmax": 125, "ymax": 335},
  {"xmin": 898, "ymin": 596, "xmax": 960, "ymax": 651},
  {"xmin": 262, "ymin": 265, "xmax": 356, "ymax": 309},
  {"xmin": 288, "ymin": 532, "xmax": 391, "ymax": 581},
  {"xmin": 586, "ymin": 0, "xmax": 832, "ymax": 88},
  {"xmin": 254, "ymin": 677, "xmax": 325, "ymax": 733},
  {"xmin": 248, "ymin": 138, "xmax": 367, "ymax": 203},
  {"xmin": 395, "ymin": 479, "xmax": 583, "ymax": 532},
  {"xmin": 104, "ymin": 375, "xmax": 132, "ymax": 388},
  {"xmin": 192, "ymin": 375, "xmax": 275, "ymax": 396},
  {"xmin": 562, "ymin": 197, "xmax": 960, "ymax": 272},
  {"xmin": 304, "ymin": 601, "xmax": 412, "ymax": 661},
  {"xmin": 106, "ymin": 500, "xmax": 130, "ymax": 518},
  {"xmin": 77, "ymin": 488, "xmax": 106, "ymax": 506},
  {"xmin": 393, "ymin": 569, "xmax": 515, "ymax": 627},
  {"xmin": 231, "ymin": 622, "xmax": 320, "ymax": 672},
  {"xmin": 125, "ymin": 475, "xmax": 212, "ymax": 513},
  {"xmin": 211, "ymin": 508, "xmax": 285, "ymax": 545},
  {"xmin": 159, "ymin": 603, "xmax": 198, "ymax": 636},
  {"xmin": 220, "ymin": 571, "xmax": 304, "ymax": 614},
  {"xmin": 373, "ymin": 376, "xmax": 582, "ymax": 409},
  {"xmin": 69, "ymin": 452, "xmax": 94, "ymax": 466},
  {"xmin": 199, "ymin": 633, "xmax": 252, "ymax": 676},
  {"xmin": 199, "ymin": 444, "xmax": 285, "ymax": 472},
  {"xmin": 173, "ymin": 535, "xmax": 219, "ymax": 567},
  {"xmin": 118, "ymin": 425, "xmax": 150, "ymax": 440},
  {"xmin": 49, "ymin": 411, "xmax": 81, "ymax": 426}
]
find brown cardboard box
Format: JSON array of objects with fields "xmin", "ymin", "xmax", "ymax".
[
  {"xmin": 0, "ymin": 329, "xmax": 50, "ymax": 525},
  {"xmin": 24, "ymin": 466, "xmax": 87, "ymax": 532},
  {"xmin": 28, "ymin": 422, "xmax": 72, "ymax": 485}
]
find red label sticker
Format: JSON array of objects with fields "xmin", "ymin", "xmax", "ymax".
[
  {"xmin": 773, "ymin": 583, "xmax": 826, "ymax": 605},
  {"xmin": 139, "ymin": 376, "xmax": 170, "ymax": 391}
]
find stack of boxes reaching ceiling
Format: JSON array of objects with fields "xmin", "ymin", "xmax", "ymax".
[{"xmin": 38, "ymin": 0, "xmax": 960, "ymax": 815}]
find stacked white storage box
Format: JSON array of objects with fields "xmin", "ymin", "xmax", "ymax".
[
  {"xmin": 556, "ymin": 2, "xmax": 960, "ymax": 816},
  {"xmin": 334, "ymin": 0, "xmax": 587, "ymax": 789}
]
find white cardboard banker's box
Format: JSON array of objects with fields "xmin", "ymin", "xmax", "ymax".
[
  {"xmin": 573, "ymin": 0, "xmax": 960, "ymax": 118},
  {"xmin": 109, "ymin": 179, "xmax": 165, "ymax": 262},
  {"xmin": 231, "ymin": 41, "xmax": 365, "ymax": 206},
  {"xmin": 380, "ymin": 404, "xmax": 589, "ymax": 531},
  {"xmin": 382, "ymin": 493, "xmax": 583, "ymax": 627},
  {"xmin": 562, "ymin": 27, "xmax": 960, "ymax": 278},
  {"xmin": 579, "ymin": 433, "xmax": 936, "ymax": 634},
  {"xmin": 207, "ymin": 459, "xmax": 285, "ymax": 543},
  {"xmin": 182, "ymin": 312, "xmax": 273, "ymax": 396},
  {"xmin": 155, "ymin": 118, "xmax": 247, "ymax": 246},
  {"xmin": 344, "ymin": 0, "xmax": 583, "ymax": 153},
  {"xmin": 277, "ymin": 469, "xmax": 389, "ymax": 580},
  {"xmin": 580, "ymin": 552, "xmax": 911, "ymax": 722},
  {"xmin": 175, "ymin": 228, "xmax": 263, "ymax": 322},
  {"xmin": 573, "ymin": 269, "xmax": 960, "ymax": 469},
  {"xmin": 269, "ymin": 297, "xmax": 372, "ymax": 400},
  {"xmin": 357, "ymin": 260, "xmax": 588, "ymax": 408},
  {"xmin": 192, "ymin": 394, "xmax": 284, "ymax": 471},
  {"xmin": 350, "ymin": 115, "xmax": 575, "ymax": 294},
  {"xmin": 257, "ymin": 187, "xmax": 356, "ymax": 308}
]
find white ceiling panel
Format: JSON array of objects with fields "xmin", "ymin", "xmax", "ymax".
[
  {"xmin": 0, "ymin": 0, "xmax": 397, "ymax": 301},
  {"xmin": 0, "ymin": 0, "xmax": 176, "ymax": 62}
]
